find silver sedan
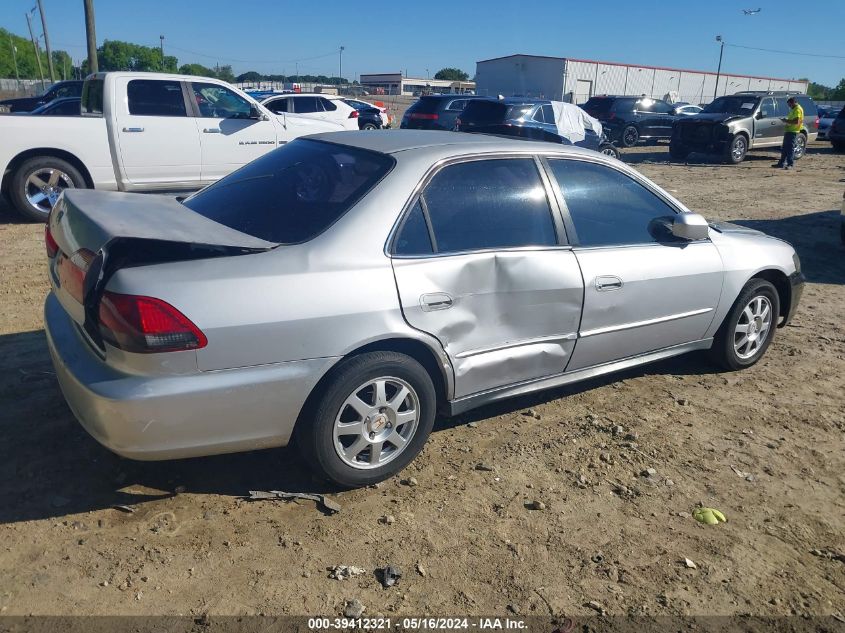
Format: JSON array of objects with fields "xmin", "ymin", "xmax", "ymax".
[{"xmin": 44, "ymin": 131, "xmax": 804, "ymax": 487}]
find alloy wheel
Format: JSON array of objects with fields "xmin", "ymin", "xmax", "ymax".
[
  {"xmin": 732, "ymin": 137, "xmax": 747, "ymax": 161},
  {"xmin": 25, "ymin": 168, "xmax": 75, "ymax": 215},
  {"xmin": 332, "ymin": 376, "xmax": 420, "ymax": 469},
  {"xmin": 793, "ymin": 135, "xmax": 806, "ymax": 159},
  {"xmin": 734, "ymin": 295, "xmax": 772, "ymax": 360}
]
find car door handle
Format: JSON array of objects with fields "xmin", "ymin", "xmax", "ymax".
[
  {"xmin": 122, "ymin": 127, "xmax": 144, "ymax": 132},
  {"xmin": 595, "ymin": 276, "xmax": 623, "ymax": 291},
  {"xmin": 420, "ymin": 292, "xmax": 453, "ymax": 311},
  {"xmin": 203, "ymin": 128, "xmax": 221, "ymax": 134}
]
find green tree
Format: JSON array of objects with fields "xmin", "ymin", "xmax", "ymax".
[
  {"xmin": 96, "ymin": 40, "xmax": 177, "ymax": 73},
  {"xmin": 179, "ymin": 62, "xmax": 215, "ymax": 76},
  {"xmin": 434, "ymin": 67, "xmax": 469, "ymax": 81},
  {"xmin": 0, "ymin": 28, "xmax": 76, "ymax": 82},
  {"xmin": 215, "ymin": 64, "xmax": 235, "ymax": 83},
  {"xmin": 236, "ymin": 70, "xmax": 263, "ymax": 83}
]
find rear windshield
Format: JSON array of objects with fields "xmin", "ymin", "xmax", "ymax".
[
  {"xmin": 407, "ymin": 96, "xmax": 445, "ymax": 114},
  {"xmin": 183, "ymin": 140, "xmax": 395, "ymax": 244},
  {"xmin": 81, "ymin": 78, "xmax": 104, "ymax": 116},
  {"xmin": 702, "ymin": 96, "xmax": 759, "ymax": 115},
  {"xmin": 460, "ymin": 100, "xmax": 509, "ymax": 124}
]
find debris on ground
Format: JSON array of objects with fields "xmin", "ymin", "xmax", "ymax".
[
  {"xmin": 328, "ymin": 565, "xmax": 366, "ymax": 580},
  {"xmin": 400, "ymin": 477, "xmax": 418, "ymax": 487},
  {"xmin": 810, "ymin": 548, "xmax": 845, "ymax": 563},
  {"xmin": 474, "ymin": 463, "xmax": 495, "ymax": 472},
  {"xmin": 112, "ymin": 504, "xmax": 136, "ymax": 514},
  {"xmin": 378, "ymin": 565, "xmax": 402, "ymax": 588},
  {"xmin": 526, "ymin": 500, "xmax": 546, "ymax": 511},
  {"xmin": 379, "ymin": 515, "xmax": 396, "ymax": 525},
  {"xmin": 415, "ymin": 562, "xmax": 426, "ymax": 577},
  {"xmin": 344, "ymin": 599, "xmax": 365, "ymax": 618},
  {"xmin": 246, "ymin": 490, "xmax": 341, "ymax": 514},
  {"xmin": 682, "ymin": 558, "xmax": 697, "ymax": 569},
  {"xmin": 693, "ymin": 507, "xmax": 727, "ymax": 525},
  {"xmin": 585, "ymin": 600, "xmax": 606, "ymax": 615},
  {"xmin": 522, "ymin": 409, "xmax": 541, "ymax": 419}
]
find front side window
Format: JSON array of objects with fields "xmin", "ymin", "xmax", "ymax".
[
  {"xmin": 548, "ymin": 159, "xmax": 678, "ymax": 247},
  {"xmin": 759, "ymin": 98, "xmax": 776, "ymax": 118},
  {"xmin": 264, "ymin": 97, "xmax": 289, "ymax": 114},
  {"xmin": 128, "ymin": 80, "xmax": 187, "ymax": 117},
  {"xmin": 183, "ymin": 139, "xmax": 394, "ymax": 244},
  {"xmin": 191, "ymin": 82, "xmax": 252, "ymax": 119},
  {"xmin": 651, "ymin": 100, "xmax": 673, "ymax": 114},
  {"xmin": 417, "ymin": 159, "xmax": 557, "ymax": 254}
]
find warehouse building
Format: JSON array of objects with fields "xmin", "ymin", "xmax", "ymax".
[
  {"xmin": 360, "ymin": 72, "xmax": 475, "ymax": 96},
  {"xmin": 475, "ymin": 54, "xmax": 808, "ymax": 105}
]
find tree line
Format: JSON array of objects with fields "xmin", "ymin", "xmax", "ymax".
[{"xmin": 807, "ymin": 79, "xmax": 845, "ymax": 102}]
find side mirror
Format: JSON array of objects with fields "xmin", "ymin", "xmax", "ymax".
[
  {"xmin": 249, "ymin": 105, "xmax": 269, "ymax": 121},
  {"xmin": 671, "ymin": 213, "xmax": 709, "ymax": 241},
  {"xmin": 755, "ymin": 111, "xmax": 764, "ymax": 120}
]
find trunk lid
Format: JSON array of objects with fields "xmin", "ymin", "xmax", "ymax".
[{"xmin": 48, "ymin": 189, "xmax": 275, "ymax": 347}]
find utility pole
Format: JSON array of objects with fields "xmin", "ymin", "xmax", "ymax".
[
  {"xmin": 339, "ymin": 45, "xmax": 345, "ymax": 88},
  {"xmin": 84, "ymin": 0, "xmax": 97, "ymax": 73},
  {"xmin": 714, "ymin": 35, "xmax": 724, "ymax": 100},
  {"xmin": 159, "ymin": 35, "xmax": 165, "ymax": 70},
  {"xmin": 8, "ymin": 33, "xmax": 21, "ymax": 87},
  {"xmin": 36, "ymin": 0, "xmax": 56, "ymax": 81},
  {"xmin": 25, "ymin": 11, "xmax": 46, "ymax": 90}
]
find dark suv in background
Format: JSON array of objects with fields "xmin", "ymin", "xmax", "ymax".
[
  {"xmin": 0, "ymin": 80, "xmax": 83, "ymax": 113},
  {"xmin": 671, "ymin": 92, "xmax": 819, "ymax": 164},
  {"xmin": 582, "ymin": 95, "xmax": 679, "ymax": 147},
  {"xmin": 828, "ymin": 106, "xmax": 845, "ymax": 152},
  {"xmin": 400, "ymin": 94, "xmax": 483, "ymax": 130}
]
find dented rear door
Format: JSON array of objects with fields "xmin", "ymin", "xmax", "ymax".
[{"xmin": 390, "ymin": 156, "xmax": 584, "ymax": 399}]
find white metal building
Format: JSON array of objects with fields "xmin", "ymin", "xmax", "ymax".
[
  {"xmin": 360, "ymin": 73, "xmax": 475, "ymax": 96},
  {"xmin": 475, "ymin": 54, "xmax": 808, "ymax": 105}
]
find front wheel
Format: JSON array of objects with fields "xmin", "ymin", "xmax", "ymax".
[
  {"xmin": 621, "ymin": 125, "xmax": 640, "ymax": 147},
  {"xmin": 724, "ymin": 134, "xmax": 747, "ymax": 164},
  {"xmin": 792, "ymin": 133, "xmax": 807, "ymax": 159},
  {"xmin": 598, "ymin": 143, "xmax": 620, "ymax": 160},
  {"xmin": 10, "ymin": 156, "xmax": 86, "ymax": 222},
  {"xmin": 296, "ymin": 351, "xmax": 437, "ymax": 488},
  {"xmin": 710, "ymin": 279, "xmax": 780, "ymax": 371}
]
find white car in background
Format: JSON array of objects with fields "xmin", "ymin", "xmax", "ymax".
[
  {"xmin": 344, "ymin": 98, "xmax": 392, "ymax": 128},
  {"xmin": 674, "ymin": 104, "xmax": 703, "ymax": 116},
  {"xmin": 261, "ymin": 93, "xmax": 360, "ymax": 131}
]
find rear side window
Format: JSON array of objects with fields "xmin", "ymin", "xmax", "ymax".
[
  {"xmin": 794, "ymin": 96, "xmax": 817, "ymax": 117},
  {"xmin": 293, "ymin": 96, "xmax": 321, "ymax": 113},
  {"xmin": 81, "ymin": 78, "xmax": 104, "ymax": 116},
  {"xmin": 460, "ymin": 100, "xmax": 507, "ymax": 124},
  {"xmin": 407, "ymin": 97, "xmax": 443, "ymax": 114},
  {"xmin": 418, "ymin": 158, "xmax": 557, "ymax": 254},
  {"xmin": 446, "ymin": 99, "xmax": 468, "ymax": 112},
  {"xmin": 583, "ymin": 97, "xmax": 613, "ymax": 113},
  {"xmin": 548, "ymin": 159, "xmax": 678, "ymax": 247},
  {"xmin": 320, "ymin": 98, "xmax": 337, "ymax": 111},
  {"xmin": 128, "ymin": 80, "xmax": 187, "ymax": 117},
  {"xmin": 183, "ymin": 140, "xmax": 394, "ymax": 244},
  {"xmin": 394, "ymin": 201, "xmax": 433, "ymax": 256},
  {"xmin": 612, "ymin": 98, "xmax": 637, "ymax": 112},
  {"xmin": 264, "ymin": 97, "xmax": 288, "ymax": 114}
]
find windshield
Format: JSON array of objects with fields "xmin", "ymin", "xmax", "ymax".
[
  {"xmin": 702, "ymin": 96, "xmax": 759, "ymax": 115},
  {"xmin": 183, "ymin": 140, "xmax": 394, "ymax": 244}
]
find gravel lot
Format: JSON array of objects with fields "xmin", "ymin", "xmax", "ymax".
[{"xmin": 0, "ymin": 141, "xmax": 843, "ymax": 625}]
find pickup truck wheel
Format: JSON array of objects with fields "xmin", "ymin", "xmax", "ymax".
[
  {"xmin": 621, "ymin": 125, "xmax": 640, "ymax": 147},
  {"xmin": 724, "ymin": 134, "xmax": 747, "ymax": 164},
  {"xmin": 10, "ymin": 157, "xmax": 85, "ymax": 222},
  {"xmin": 296, "ymin": 351, "xmax": 436, "ymax": 488},
  {"xmin": 792, "ymin": 133, "xmax": 807, "ymax": 160},
  {"xmin": 710, "ymin": 279, "xmax": 779, "ymax": 371}
]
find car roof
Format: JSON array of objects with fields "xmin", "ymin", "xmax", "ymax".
[{"xmin": 307, "ymin": 129, "xmax": 599, "ymax": 157}]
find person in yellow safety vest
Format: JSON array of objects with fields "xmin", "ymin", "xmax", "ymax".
[{"xmin": 774, "ymin": 97, "xmax": 804, "ymax": 170}]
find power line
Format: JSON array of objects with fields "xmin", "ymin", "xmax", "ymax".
[
  {"xmin": 726, "ymin": 43, "xmax": 845, "ymax": 60},
  {"xmin": 166, "ymin": 44, "xmax": 339, "ymax": 65}
]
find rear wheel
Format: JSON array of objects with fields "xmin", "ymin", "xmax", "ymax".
[
  {"xmin": 711, "ymin": 279, "xmax": 779, "ymax": 371},
  {"xmin": 10, "ymin": 156, "xmax": 86, "ymax": 222},
  {"xmin": 361, "ymin": 122, "xmax": 379, "ymax": 130},
  {"xmin": 793, "ymin": 133, "xmax": 807, "ymax": 160},
  {"xmin": 598, "ymin": 143, "xmax": 620, "ymax": 160},
  {"xmin": 723, "ymin": 134, "xmax": 747, "ymax": 164},
  {"xmin": 621, "ymin": 125, "xmax": 640, "ymax": 147},
  {"xmin": 296, "ymin": 351, "xmax": 436, "ymax": 488}
]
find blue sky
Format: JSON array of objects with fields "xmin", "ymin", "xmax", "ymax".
[{"xmin": 1, "ymin": 0, "xmax": 843, "ymax": 85}]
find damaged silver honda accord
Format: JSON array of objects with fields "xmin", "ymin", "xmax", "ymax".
[{"xmin": 44, "ymin": 130, "xmax": 803, "ymax": 487}]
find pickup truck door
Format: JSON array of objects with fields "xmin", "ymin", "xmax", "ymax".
[
  {"xmin": 113, "ymin": 77, "xmax": 202, "ymax": 187},
  {"xmin": 188, "ymin": 81, "xmax": 279, "ymax": 184}
]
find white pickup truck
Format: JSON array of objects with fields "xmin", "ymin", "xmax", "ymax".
[{"xmin": 0, "ymin": 72, "xmax": 344, "ymax": 221}]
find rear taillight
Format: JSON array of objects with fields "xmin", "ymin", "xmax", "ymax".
[
  {"xmin": 45, "ymin": 225, "xmax": 59, "ymax": 258},
  {"xmin": 409, "ymin": 113, "xmax": 439, "ymax": 120},
  {"xmin": 98, "ymin": 291, "xmax": 207, "ymax": 354},
  {"xmin": 56, "ymin": 248, "xmax": 95, "ymax": 304},
  {"xmin": 348, "ymin": 110, "xmax": 359, "ymax": 118},
  {"xmin": 814, "ymin": 117, "xmax": 819, "ymax": 129}
]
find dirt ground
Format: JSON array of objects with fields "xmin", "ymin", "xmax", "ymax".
[{"xmin": 0, "ymin": 142, "xmax": 843, "ymax": 626}]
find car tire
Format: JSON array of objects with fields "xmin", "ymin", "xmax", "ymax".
[
  {"xmin": 361, "ymin": 123, "xmax": 379, "ymax": 130},
  {"xmin": 723, "ymin": 134, "xmax": 747, "ymax": 164},
  {"xmin": 10, "ymin": 156, "xmax": 86, "ymax": 222},
  {"xmin": 669, "ymin": 142, "xmax": 690, "ymax": 161},
  {"xmin": 621, "ymin": 125, "xmax": 640, "ymax": 147},
  {"xmin": 296, "ymin": 351, "xmax": 437, "ymax": 488},
  {"xmin": 598, "ymin": 143, "xmax": 620, "ymax": 160},
  {"xmin": 710, "ymin": 279, "xmax": 780, "ymax": 371},
  {"xmin": 793, "ymin": 133, "xmax": 807, "ymax": 160}
]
